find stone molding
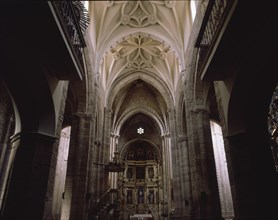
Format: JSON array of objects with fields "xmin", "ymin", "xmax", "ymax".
[
  {"xmin": 74, "ymin": 112, "xmax": 94, "ymax": 120},
  {"xmin": 188, "ymin": 108, "xmax": 208, "ymax": 116},
  {"xmin": 10, "ymin": 131, "xmax": 57, "ymax": 144}
]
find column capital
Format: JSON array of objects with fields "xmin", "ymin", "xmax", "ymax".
[
  {"xmin": 110, "ymin": 133, "xmax": 120, "ymax": 138},
  {"xmin": 195, "ymin": 108, "xmax": 208, "ymax": 114},
  {"xmin": 188, "ymin": 108, "xmax": 208, "ymax": 116},
  {"xmin": 161, "ymin": 133, "xmax": 170, "ymax": 138},
  {"xmin": 178, "ymin": 135, "xmax": 188, "ymax": 142},
  {"xmin": 74, "ymin": 112, "xmax": 93, "ymax": 120},
  {"xmin": 105, "ymin": 107, "xmax": 113, "ymax": 114},
  {"xmin": 94, "ymin": 140, "xmax": 102, "ymax": 146}
]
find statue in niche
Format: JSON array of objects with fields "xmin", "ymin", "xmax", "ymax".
[
  {"xmin": 136, "ymin": 167, "xmax": 145, "ymax": 179},
  {"xmin": 137, "ymin": 188, "xmax": 144, "ymax": 204},
  {"xmin": 147, "ymin": 150, "xmax": 154, "ymax": 160},
  {"xmin": 148, "ymin": 190, "xmax": 154, "ymax": 204},
  {"xmin": 136, "ymin": 148, "xmax": 144, "ymax": 160},
  {"xmin": 148, "ymin": 167, "xmax": 154, "ymax": 178},
  {"xmin": 127, "ymin": 190, "xmax": 132, "ymax": 204},
  {"xmin": 127, "ymin": 167, "xmax": 133, "ymax": 178},
  {"xmin": 127, "ymin": 150, "xmax": 134, "ymax": 160}
]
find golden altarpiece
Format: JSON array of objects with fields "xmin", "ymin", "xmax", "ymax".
[{"xmin": 118, "ymin": 141, "xmax": 162, "ymax": 219}]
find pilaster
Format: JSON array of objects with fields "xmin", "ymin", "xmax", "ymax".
[{"xmin": 98, "ymin": 108, "xmax": 112, "ymax": 194}]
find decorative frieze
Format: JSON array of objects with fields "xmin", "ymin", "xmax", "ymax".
[
  {"xmin": 120, "ymin": 1, "xmax": 158, "ymax": 28},
  {"xmin": 110, "ymin": 34, "xmax": 171, "ymax": 70}
]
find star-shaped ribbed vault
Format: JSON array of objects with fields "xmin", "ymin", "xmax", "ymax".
[
  {"xmin": 87, "ymin": 0, "xmax": 195, "ymax": 136},
  {"xmin": 100, "ymin": 33, "xmax": 180, "ymax": 93}
]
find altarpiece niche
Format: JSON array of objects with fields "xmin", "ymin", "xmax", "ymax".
[{"xmin": 119, "ymin": 141, "xmax": 161, "ymax": 217}]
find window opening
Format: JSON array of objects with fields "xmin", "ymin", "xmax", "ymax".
[
  {"xmin": 210, "ymin": 121, "xmax": 234, "ymax": 219},
  {"xmin": 137, "ymin": 127, "xmax": 144, "ymax": 134}
]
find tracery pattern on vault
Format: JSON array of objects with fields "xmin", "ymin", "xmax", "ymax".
[
  {"xmin": 100, "ymin": 33, "xmax": 180, "ymax": 90},
  {"xmin": 94, "ymin": 0, "xmax": 185, "ymax": 62},
  {"xmin": 103, "ymin": 0, "xmax": 176, "ymax": 27},
  {"xmin": 112, "ymin": 34, "xmax": 170, "ymax": 70},
  {"xmin": 92, "ymin": 0, "xmax": 191, "ymax": 92},
  {"xmin": 105, "ymin": 1, "xmax": 176, "ymax": 28},
  {"xmin": 120, "ymin": 1, "xmax": 157, "ymax": 27}
]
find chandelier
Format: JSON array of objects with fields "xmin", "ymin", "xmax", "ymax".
[{"xmin": 106, "ymin": 151, "xmax": 125, "ymax": 172}]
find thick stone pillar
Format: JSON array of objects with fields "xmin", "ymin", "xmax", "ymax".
[
  {"xmin": 100, "ymin": 107, "xmax": 112, "ymax": 193},
  {"xmin": 0, "ymin": 117, "xmax": 14, "ymax": 210},
  {"xmin": 109, "ymin": 133, "xmax": 119, "ymax": 189},
  {"xmin": 64, "ymin": 113, "xmax": 92, "ymax": 220},
  {"xmin": 1, "ymin": 132, "xmax": 56, "ymax": 220},
  {"xmin": 172, "ymin": 135, "xmax": 185, "ymax": 217},
  {"xmin": 174, "ymin": 135, "xmax": 193, "ymax": 220},
  {"xmin": 160, "ymin": 134, "xmax": 169, "ymax": 219},
  {"xmin": 165, "ymin": 134, "xmax": 173, "ymax": 217},
  {"xmin": 187, "ymin": 109, "xmax": 222, "ymax": 220},
  {"xmin": 89, "ymin": 140, "xmax": 102, "ymax": 203},
  {"xmin": 86, "ymin": 107, "xmax": 111, "ymax": 218},
  {"xmin": 227, "ymin": 131, "xmax": 278, "ymax": 220}
]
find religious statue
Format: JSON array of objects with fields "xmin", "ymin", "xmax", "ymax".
[
  {"xmin": 127, "ymin": 167, "xmax": 133, "ymax": 178},
  {"xmin": 148, "ymin": 167, "xmax": 154, "ymax": 178},
  {"xmin": 127, "ymin": 190, "xmax": 132, "ymax": 204},
  {"xmin": 148, "ymin": 190, "xmax": 154, "ymax": 204},
  {"xmin": 137, "ymin": 188, "xmax": 144, "ymax": 204}
]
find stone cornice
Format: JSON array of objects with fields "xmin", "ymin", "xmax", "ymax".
[{"xmin": 10, "ymin": 131, "xmax": 57, "ymax": 143}]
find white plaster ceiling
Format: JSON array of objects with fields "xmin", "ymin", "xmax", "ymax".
[
  {"xmin": 87, "ymin": 0, "xmax": 194, "ymax": 134},
  {"xmin": 100, "ymin": 33, "xmax": 180, "ymax": 93}
]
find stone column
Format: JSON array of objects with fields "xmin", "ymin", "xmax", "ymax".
[
  {"xmin": 64, "ymin": 113, "xmax": 92, "ymax": 220},
  {"xmin": 172, "ymin": 134, "xmax": 184, "ymax": 217},
  {"xmin": 176, "ymin": 135, "xmax": 193, "ymax": 220},
  {"xmin": 0, "ymin": 87, "xmax": 13, "ymax": 202},
  {"xmin": 227, "ymin": 131, "xmax": 278, "ymax": 220},
  {"xmin": 160, "ymin": 134, "xmax": 166, "ymax": 217},
  {"xmin": 0, "ymin": 117, "xmax": 14, "ymax": 211},
  {"xmin": 160, "ymin": 133, "xmax": 171, "ymax": 219},
  {"xmin": 86, "ymin": 107, "xmax": 111, "ymax": 218},
  {"xmin": 89, "ymin": 140, "xmax": 101, "ymax": 202},
  {"xmin": 187, "ymin": 109, "xmax": 222, "ymax": 220},
  {"xmin": 0, "ymin": 121, "xmax": 11, "ymax": 171},
  {"xmin": 1, "ymin": 132, "xmax": 56, "ymax": 220},
  {"xmin": 99, "ymin": 108, "xmax": 112, "ymax": 194},
  {"xmin": 109, "ymin": 134, "xmax": 119, "ymax": 189},
  {"xmin": 165, "ymin": 133, "xmax": 172, "ymax": 216}
]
